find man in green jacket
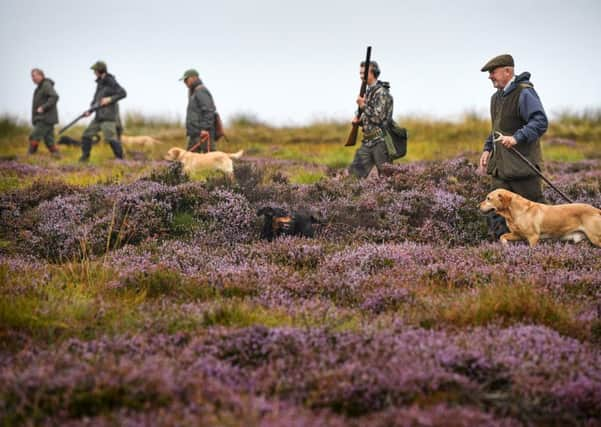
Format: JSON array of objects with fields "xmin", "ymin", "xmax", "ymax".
[
  {"xmin": 180, "ymin": 69, "xmax": 217, "ymax": 153},
  {"xmin": 477, "ymin": 54, "xmax": 549, "ymax": 238},
  {"xmin": 29, "ymin": 68, "xmax": 60, "ymax": 157},
  {"xmin": 79, "ymin": 61, "xmax": 127, "ymax": 162}
]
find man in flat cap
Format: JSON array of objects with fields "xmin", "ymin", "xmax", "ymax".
[
  {"xmin": 29, "ymin": 68, "xmax": 60, "ymax": 157},
  {"xmin": 79, "ymin": 61, "xmax": 127, "ymax": 162},
  {"xmin": 477, "ymin": 54, "xmax": 549, "ymax": 239},
  {"xmin": 180, "ymin": 69, "xmax": 217, "ymax": 153}
]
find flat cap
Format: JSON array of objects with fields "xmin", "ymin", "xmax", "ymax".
[
  {"xmin": 481, "ymin": 54, "xmax": 514, "ymax": 72},
  {"xmin": 90, "ymin": 61, "xmax": 107, "ymax": 72},
  {"xmin": 179, "ymin": 69, "xmax": 199, "ymax": 81}
]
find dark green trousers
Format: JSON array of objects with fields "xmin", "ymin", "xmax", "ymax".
[
  {"xmin": 349, "ymin": 139, "xmax": 391, "ymax": 178},
  {"xmin": 29, "ymin": 122, "xmax": 55, "ymax": 148},
  {"xmin": 83, "ymin": 119, "xmax": 117, "ymax": 141},
  {"xmin": 491, "ymin": 176, "xmax": 545, "ymax": 203}
]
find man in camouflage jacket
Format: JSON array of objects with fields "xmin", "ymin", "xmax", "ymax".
[
  {"xmin": 349, "ymin": 61, "xmax": 394, "ymax": 178},
  {"xmin": 29, "ymin": 68, "xmax": 60, "ymax": 157}
]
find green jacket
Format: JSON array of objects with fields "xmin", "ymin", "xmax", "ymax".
[
  {"xmin": 32, "ymin": 78, "xmax": 59, "ymax": 125},
  {"xmin": 91, "ymin": 73, "xmax": 127, "ymax": 122},
  {"xmin": 186, "ymin": 79, "xmax": 216, "ymax": 138},
  {"xmin": 486, "ymin": 75, "xmax": 544, "ymax": 180}
]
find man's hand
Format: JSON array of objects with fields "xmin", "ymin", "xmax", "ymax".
[
  {"xmin": 83, "ymin": 110, "xmax": 91, "ymax": 117},
  {"xmin": 499, "ymin": 135, "xmax": 517, "ymax": 148},
  {"xmin": 352, "ymin": 116, "xmax": 361, "ymax": 125},
  {"xmin": 356, "ymin": 95, "xmax": 366, "ymax": 109},
  {"xmin": 200, "ymin": 130, "xmax": 210, "ymax": 142},
  {"xmin": 36, "ymin": 106, "xmax": 44, "ymax": 114},
  {"xmin": 477, "ymin": 151, "xmax": 490, "ymax": 175},
  {"xmin": 100, "ymin": 97, "xmax": 112, "ymax": 106}
]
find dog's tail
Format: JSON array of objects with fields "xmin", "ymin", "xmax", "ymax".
[{"xmin": 227, "ymin": 150, "xmax": 244, "ymax": 159}]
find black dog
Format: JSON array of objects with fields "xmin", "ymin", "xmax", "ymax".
[
  {"xmin": 257, "ymin": 207, "xmax": 322, "ymax": 241},
  {"xmin": 58, "ymin": 136, "xmax": 82, "ymax": 147},
  {"xmin": 486, "ymin": 212, "xmax": 510, "ymax": 240},
  {"xmin": 58, "ymin": 135, "xmax": 101, "ymax": 146}
]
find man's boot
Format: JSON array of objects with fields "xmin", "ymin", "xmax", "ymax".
[
  {"xmin": 108, "ymin": 139, "xmax": 124, "ymax": 159},
  {"xmin": 27, "ymin": 140, "xmax": 40, "ymax": 155},
  {"xmin": 48, "ymin": 144, "xmax": 61, "ymax": 159},
  {"xmin": 79, "ymin": 137, "xmax": 93, "ymax": 162},
  {"xmin": 487, "ymin": 213, "xmax": 510, "ymax": 241}
]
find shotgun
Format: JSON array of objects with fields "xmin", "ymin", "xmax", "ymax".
[
  {"xmin": 58, "ymin": 103, "xmax": 102, "ymax": 135},
  {"xmin": 344, "ymin": 46, "xmax": 371, "ymax": 147}
]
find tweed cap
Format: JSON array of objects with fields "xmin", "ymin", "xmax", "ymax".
[
  {"xmin": 481, "ymin": 54, "xmax": 514, "ymax": 72},
  {"xmin": 90, "ymin": 61, "xmax": 107, "ymax": 72},
  {"xmin": 179, "ymin": 69, "xmax": 199, "ymax": 81}
]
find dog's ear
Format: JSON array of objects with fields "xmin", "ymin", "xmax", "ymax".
[{"xmin": 497, "ymin": 192, "xmax": 512, "ymax": 210}]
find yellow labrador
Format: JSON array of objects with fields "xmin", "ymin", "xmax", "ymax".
[
  {"xmin": 479, "ymin": 189, "xmax": 601, "ymax": 247},
  {"xmin": 164, "ymin": 147, "xmax": 243, "ymax": 174},
  {"xmin": 121, "ymin": 135, "xmax": 162, "ymax": 147}
]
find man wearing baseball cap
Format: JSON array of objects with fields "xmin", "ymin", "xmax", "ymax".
[
  {"xmin": 477, "ymin": 54, "xmax": 549, "ymax": 239},
  {"xmin": 79, "ymin": 61, "xmax": 127, "ymax": 162},
  {"xmin": 180, "ymin": 69, "xmax": 217, "ymax": 152}
]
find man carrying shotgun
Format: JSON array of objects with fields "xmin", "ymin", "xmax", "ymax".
[
  {"xmin": 348, "ymin": 60, "xmax": 394, "ymax": 178},
  {"xmin": 79, "ymin": 61, "xmax": 127, "ymax": 162},
  {"xmin": 477, "ymin": 54, "xmax": 549, "ymax": 238}
]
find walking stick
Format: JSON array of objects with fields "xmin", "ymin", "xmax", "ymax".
[{"xmin": 493, "ymin": 131, "xmax": 574, "ymax": 203}]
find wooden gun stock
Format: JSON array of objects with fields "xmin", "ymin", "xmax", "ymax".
[{"xmin": 345, "ymin": 122, "xmax": 360, "ymax": 146}]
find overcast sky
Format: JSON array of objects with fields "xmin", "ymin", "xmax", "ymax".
[{"xmin": 1, "ymin": 0, "xmax": 600, "ymax": 126}]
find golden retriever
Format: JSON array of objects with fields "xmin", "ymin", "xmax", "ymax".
[
  {"xmin": 164, "ymin": 147, "xmax": 243, "ymax": 174},
  {"xmin": 121, "ymin": 135, "xmax": 162, "ymax": 147},
  {"xmin": 479, "ymin": 189, "xmax": 601, "ymax": 247}
]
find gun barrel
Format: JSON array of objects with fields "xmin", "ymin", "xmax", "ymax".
[
  {"xmin": 58, "ymin": 113, "xmax": 85, "ymax": 135},
  {"xmin": 358, "ymin": 46, "xmax": 372, "ymax": 100},
  {"xmin": 58, "ymin": 104, "xmax": 102, "ymax": 135}
]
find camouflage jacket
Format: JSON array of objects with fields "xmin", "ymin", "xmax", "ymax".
[
  {"xmin": 360, "ymin": 81, "xmax": 393, "ymax": 142},
  {"xmin": 31, "ymin": 78, "xmax": 59, "ymax": 125}
]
